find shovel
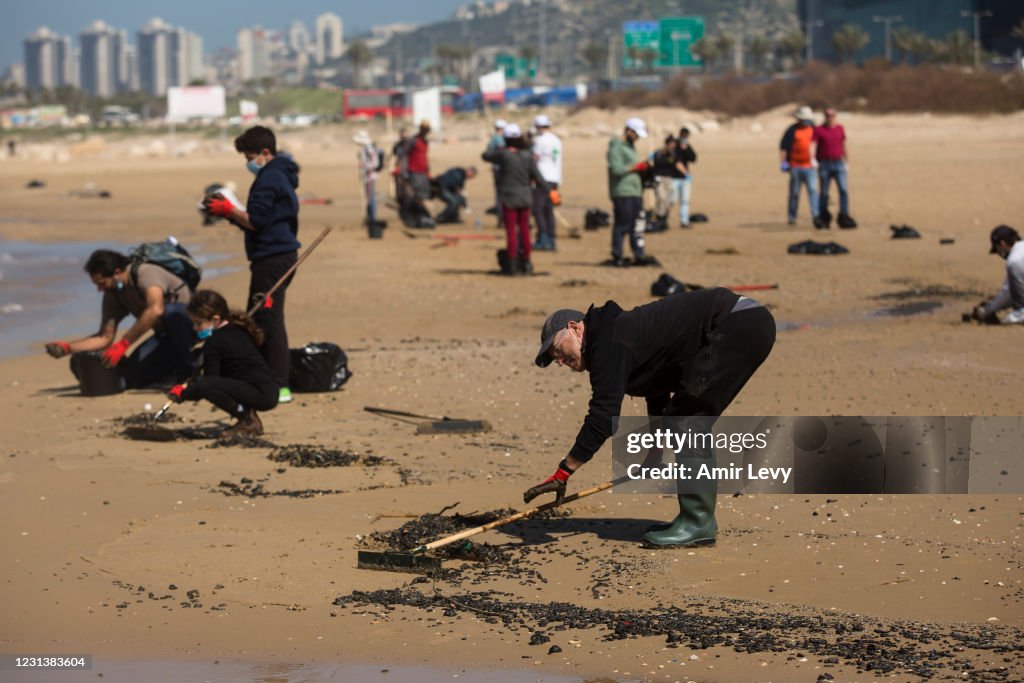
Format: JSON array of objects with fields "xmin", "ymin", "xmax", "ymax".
[
  {"xmin": 357, "ymin": 477, "xmax": 624, "ymax": 574},
  {"xmin": 363, "ymin": 406, "xmax": 491, "ymax": 435}
]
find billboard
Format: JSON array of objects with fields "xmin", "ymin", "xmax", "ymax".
[
  {"xmin": 411, "ymin": 87, "xmax": 442, "ymax": 133},
  {"xmin": 622, "ymin": 21, "xmax": 660, "ymax": 70},
  {"xmin": 166, "ymin": 86, "xmax": 226, "ymax": 122},
  {"xmin": 623, "ymin": 17, "xmax": 706, "ymax": 70},
  {"xmin": 479, "ymin": 70, "xmax": 507, "ymax": 104}
]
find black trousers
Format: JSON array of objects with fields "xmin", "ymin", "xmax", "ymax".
[
  {"xmin": 532, "ymin": 183, "xmax": 557, "ymax": 242},
  {"xmin": 611, "ymin": 196, "xmax": 644, "ymax": 259},
  {"xmin": 188, "ymin": 376, "xmax": 278, "ymax": 417},
  {"xmin": 249, "ymin": 250, "xmax": 297, "ymax": 387}
]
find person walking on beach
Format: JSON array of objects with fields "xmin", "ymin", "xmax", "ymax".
[
  {"xmin": 167, "ymin": 290, "xmax": 279, "ymax": 439},
  {"xmin": 607, "ymin": 117, "xmax": 658, "ymax": 267},
  {"xmin": 525, "ymin": 288, "xmax": 776, "ymax": 547},
  {"xmin": 45, "ymin": 249, "xmax": 195, "ymax": 389},
  {"xmin": 486, "ymin": 119, "xmax": 507, "ymax": 226},
  {"xmin": 779, "ymin": 106, "xmax": 823, "ymax": 228},
  {"xmin": 814, "ymin": 107, "xmax": 856, "ymax": 229},
  {"xmin": 482, "ymin": 123, "xmax": 548, "ymax": 276},
  {"xmin": 531, "ymin": 114, "xmax": 562, "ymax": 251},
  {"xmin": 202, "ymin": 125, "xmax": 300, "ymax": 404}
]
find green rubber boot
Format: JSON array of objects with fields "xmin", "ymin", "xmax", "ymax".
[{"xmin": 641, "ymin": 491, "xmax": 718, "ymax": 548}]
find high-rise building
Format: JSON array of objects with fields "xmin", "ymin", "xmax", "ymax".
[
  {"xmin": 289, "ymin": 20, "xmax": 311, "ymax": 55},
  {"xmin": 79, "ymin": 20, "xmax": 124, "ymax": 97},
  {"xmin": 122, "ymin": 44, "xmax": 140, "ymax": 91},
  {"xmin": 237, "ymin": 27, "xmax": 273, "ymax": 82},
  {"xmin": 138, "ymin": 18, "xmax": 201, "ymax": 95},
  {"xmin": 315, "ymin": 12, "xmax": 344, "ymax": 65},
  {"xmin": 23, "ymin": 26, "xmax": 72, "ymax": 92}
]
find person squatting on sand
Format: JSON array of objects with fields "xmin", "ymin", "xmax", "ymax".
[
  {"xmin": 433, "ymin": 166, "xmax": 477, "ymax": 224},
  {"xmin": 973, "ymin": 225, "xmax": 1024, "ymax": 325},
  {"xmin": 607, "ymin": 117, "xmax": 659, "ymax": 267},
  {"xmin": 203, "ymin": 125, "xmax": 301, "ymax": 404},
  {"xmin": 167, "ymin": 290, "xmax": 279, "ymax": 439},
  {"xmin": 524, "ymin": 288, "xmax": 776, "ymax": 548},
  {"xmin": 45, "ymin": 249, "xmax": 194, "ymax": 389},
  {"xmin": 482, "ymin": 123, "xmax": 549, "ymax": 276}
]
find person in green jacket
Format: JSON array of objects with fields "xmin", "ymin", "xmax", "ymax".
[{"xmin": 607, "ymin": 117, "xmax": 658, "ymax": 268}]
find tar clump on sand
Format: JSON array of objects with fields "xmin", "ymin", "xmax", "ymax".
[
  {"xmin": 216, "ymin": 477, "xmax": 345, "ymax": 499},
  {"xmin": 362, "ymin": 508, "xmax": 517, "ymax": 563},
  {"xmin": 334, "ymin": 589, "xmax": 1021, "ymax": 680},
  {"xmin": 267, "ymin": 444, "xmax": 385, "ymax": 468}
]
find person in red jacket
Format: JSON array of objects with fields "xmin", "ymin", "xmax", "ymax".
[{"xmin": 403, "ymin": 120, "xmax": 434, "ymax": 228}]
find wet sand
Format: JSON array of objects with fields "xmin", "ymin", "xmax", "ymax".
[{"xmin": 1, "ymin": 108, "xmax": 1022, "ymax": 681}]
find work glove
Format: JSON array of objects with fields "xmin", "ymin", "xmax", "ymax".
[
  {"xmin": 780, "ymin": 161, "xmax": 790, "ymax": 173},
  {"xmin": 632, "ymin": 161, "xmax": 648, "ymax": 173},
  {"xmin": 45, "ymin": 341, "xmax": 71, "ymax": 358},
  {"xmin": 549, "ymin": 189, "xmax": 561, "ymax": 206},
  {"xmin": 204, "ymin": 197, "xmax": 235, "ymax": 218},
  {"xmin": 523, "ymin": 459, "xmax": 574, "ymax": 505},
  {"xmin": 101, "ymin": 338, "xmax": 131, "ymax": 368},
  {"xmin": 167, "ymin": 384, "xmax": 186, "ymax": 403}
]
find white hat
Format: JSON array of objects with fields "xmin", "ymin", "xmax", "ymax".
[
  {"xmin": 503, "ymin": 123, "xmax": 522, "ymax": 138},
  {"xmin": 494, "ymin": 118, "xmax": 508, "ymax": 129},
  {"xmin": 353, "ymin": 130, "xmax": 372, "ymax": 145},
  {"xmin": 624, "ymin": 116, "xmax": 648, "ymax": 138},
  {"xmin": 793, "ymin": 105, "xmax": 814, "ymax": 120},
  {"xmin": 533, "ymin": 114, "xmax": 551, "ymax": 128}
]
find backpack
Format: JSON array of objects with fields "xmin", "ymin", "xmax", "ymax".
[
  {"xmin": 584, "ymin": 208, "xmax": 610, "ymax": 230},
  {"xmin": 129, "ymin": 240, "xmax": 202, "ymax": 294},
  {"xmin": 288, "ymin": 342, "xmax": 352, "ymax": 393}
]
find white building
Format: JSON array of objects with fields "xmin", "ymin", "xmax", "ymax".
[
  {"xmin": 237, "ymin": 27, "xmax": 273, "ymax": 82},
  {"xmin": 79, "ymin": 20, "xmax": 125, "ymax": 97},
  {"xmin": 315, "ymin": 12, "xmax": 344, "ymax": 65},
  {"xmin": 137, "ymin": 18, "xmax": 202, "ymax": 96},
  {"xmin": 23, "ymin": 27, "xmax": 72, "ymax": 92}
]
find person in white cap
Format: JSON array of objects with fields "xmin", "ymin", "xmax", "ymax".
[
  {"xmin": 779, "ymin": 105, "xmax": 823, "ymax": 228},
  {"xmin": 354, "ymin": 130, "xmax": 384, "ymax": 234},
  {"xmin": 486, "ymin": 119, "xmax": 508, "ymax": 227},
  {"xmin": 606, "ymin": 117, "xmax": 658, "ymax": 267},
  {"xmin": 531, "ymin": 114, "xmax": 563, "ymax": 251},
  {"xmin": 482, "ymin": 123, "xmax": 549, "ymax": 275}
]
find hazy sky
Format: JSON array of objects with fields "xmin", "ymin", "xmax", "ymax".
[{"xmin": 5, "ymin": 0, "xmax": 468, "ymax": 71}]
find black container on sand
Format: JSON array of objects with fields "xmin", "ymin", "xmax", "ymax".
[{"xmin": 71, "ymin": 351, "xmax": 125, "ymax": 396}]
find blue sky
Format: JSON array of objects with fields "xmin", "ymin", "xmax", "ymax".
[{"xmin": 4, "ymin": 0, "xmax": 467, "ymax": 71}]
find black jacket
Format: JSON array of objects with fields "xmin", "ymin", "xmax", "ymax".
[
  {"xmin": 569, "ymin": 288, "xmax": 739, "ymax": 463},
  {"xmin": 243, "ymin": 155, "xmax": 301, "ymax": 262},
  {"xmin": 481, "ymin": 147, "xmax": 548, "ymax": 209},
  {"xmin": 435, "ymin": 167, "xmax": 467, "ymax": 191},
  {"xmin": 182, "ymin": 324, "xmax": 276, "ymax": 398}
]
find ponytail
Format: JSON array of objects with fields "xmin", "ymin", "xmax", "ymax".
[{"xmin": 228, "ymin": 310, "xmax": 264, "ymax": 346}]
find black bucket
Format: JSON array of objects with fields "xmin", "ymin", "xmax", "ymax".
[
  {"xmin": 368, "ymin": 222, "xmax": 384, "ymax": 239},
  {"xmin": 72, "ymin": 351, "xmax": 125, "ymax": 396}
]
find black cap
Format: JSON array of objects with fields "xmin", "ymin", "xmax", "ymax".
[
  {"xmin": 535, "ymin": 309, "xmax": 584, "ymax": 367},
  {"xmin": 990, "ymin": 225, "xmax": 1020, "ymax": 253}
]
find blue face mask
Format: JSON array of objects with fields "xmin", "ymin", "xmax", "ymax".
[
  {"xmin": 247, "ymin": 159, "xmax": 264, "ymax": 175},
  {"xmin": 196, "ymin": 327, "xmax": 214, "ymax": 340}
]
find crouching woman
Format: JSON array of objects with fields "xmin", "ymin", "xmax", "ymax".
[{"xmin": 168, "ymin": 290, "xmax": 279, "ymax": 438}]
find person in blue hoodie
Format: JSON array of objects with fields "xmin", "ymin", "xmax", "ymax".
[{"xmin": 204, "ymin": 126, "xmax": 301, "ymax": 404}]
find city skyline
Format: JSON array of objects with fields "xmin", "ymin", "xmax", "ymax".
[{"xmin": 3, "ymin": 0, "xmax": 470, "ymax": 75}]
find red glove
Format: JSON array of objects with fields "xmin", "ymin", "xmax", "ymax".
[
  {"xmin": 205, "ymin": 197, "xmax": 235, "ymax": 217},
  {"xmin": 167, "ymin": 384, "xmax": 186, "ymax": 402},
  {"xmin": 45, "ymin": 341, "xmax": 71, "ymax": 358},
  {"xmin": 101, "ymin": 338, "xmax": 131, "ymax": 368},
  {"xmin": 523, "ymin": 459, "xmax": 575, "ymax": 504},
  {"xmin": 263, "ymin": 293, "xmax": 274, "ymax": 310},
  {"xmin": 633, "ymin": 161, "xmax": 648, "ymax": 173}
]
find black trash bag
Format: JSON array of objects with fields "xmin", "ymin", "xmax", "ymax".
[
  {"xmin": 584, "ymin": 208, "xmax": 610, "ymax": 230},
  {"xmin": 651, "ymin": 273, "xmax": 703, "ymax": 297},
  {"xmin": 689, "ymin": 213, "xmax": 709, "ymax": 223},
  {"xmin": 288, "ymin": 343, "xmax": 352, "ymax": 393},
  {"xmin": 787, "ymin": 240, "xmax": 850, "ymax": 255},
  {"xmin": 890, "ymin": 224, "xmax": 920, "ymax": 239}
]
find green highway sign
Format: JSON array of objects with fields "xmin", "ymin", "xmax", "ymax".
[
  {"xmin": 658, "ymin": 16, "xmax": 705, "ymax": 68},
  {"xmin": 495, "ymin": 53, "xmax": 538, "ymax": 79},
  {"xmin": 622, "ymin": 21, "xmax": 660, "ymax": 70}
]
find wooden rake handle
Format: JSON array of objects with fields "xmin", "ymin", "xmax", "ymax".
[{"xmin": 413, "ymin": 476, "xmax": 629, "ymax": 554}]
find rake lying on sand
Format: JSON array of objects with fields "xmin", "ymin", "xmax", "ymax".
[{"xmin": 363, "ymin": 406, "xmax": 491, "ymax": 435}]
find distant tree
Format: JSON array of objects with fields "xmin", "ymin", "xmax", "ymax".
[
  {"xmin": 581, "ymin": 41, "xmax": 607, "ymax": 76},
  {"xmin": 188, "ymin": 78, "xmax": 207, "ymax": 86},
  {"xmin": 346, "ymin": 40, "xmax": 374, "ymax": 87},
  {"xmin": 832, "ymin": 23, "xmax": 870, "ymax": 63},
  {"xmin": 777, "ymin": 30, "xmax": 806, "ymax": 68},
  {"xmin": 944, "ymin": 30, "xmax": 972, "ymax": 66},
  {"xmin": 640, "ymin": 47, "xmax": 659, "ymax": 73},
  {"xmin": 891, "ymin": 27, "xmax": 919, "ymax": 64},
  {"xmin": 715, "ymin": 32, "xmax": 736, "ymax": 71},
  {"xmin": 519, "ymin": 45, "xmax": 537, "ymax": 63},
  {"xmin": 746, "ymin": 34, "xmax": 773, "ymax": 73},
  {"xmin": 690, "ymin": 37, "xmax": 720, "ymax": 73}
]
